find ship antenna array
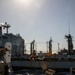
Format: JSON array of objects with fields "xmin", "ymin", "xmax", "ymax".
[{"xmin": 68, "ymin": 20, "xmax": 70, "ymax": 34}]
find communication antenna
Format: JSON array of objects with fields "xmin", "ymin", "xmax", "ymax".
[{"xmin": 68, "ymin": 20, "xmax": 70, "ymax": 34}]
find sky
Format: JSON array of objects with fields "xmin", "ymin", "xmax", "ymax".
[{"xmin": 0, "ymin": 0, "xmax": 75, "ymax": 53}]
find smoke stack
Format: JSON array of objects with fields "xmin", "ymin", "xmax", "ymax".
[{"xmin": 0, "ymin": 26, "xmax": 2, "ymax": 36}]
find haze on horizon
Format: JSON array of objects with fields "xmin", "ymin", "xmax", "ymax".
[{"xmin": 0, "ymin": 0, "xmax": 75, "ymax": 53}]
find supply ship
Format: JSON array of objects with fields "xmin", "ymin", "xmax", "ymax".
[{"xmin": 0, "ymin": 22, "xmax": 75, "ymax": 72}]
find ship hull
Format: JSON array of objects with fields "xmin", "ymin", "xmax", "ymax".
[
  {"xmin": 11, "ymin": 58, "xmax": 75, "ymax": 72},
  {"xmin": 12, "ymin": 66, "xmax": 74, "ymax": 72}
]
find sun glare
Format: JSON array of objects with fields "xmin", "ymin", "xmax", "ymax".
[
  {"xmin": 19, "ymin": 0, "xmax": 31, "ymax": 3},
  {"xmin": 17, "ymin": 0, "xmax": 32, "ymax": 7}
]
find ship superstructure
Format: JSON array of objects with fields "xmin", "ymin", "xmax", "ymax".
[
  {"xmin": 11, "ymin": 32, "xmax": 75, "ymax": 72},
  {"xmin": 0, "ymin": 22, "xmax": 25, "ymax": 57},
  {"xmin": 1, "ymin": 22, "xmax": 75, "ymax": 72}
]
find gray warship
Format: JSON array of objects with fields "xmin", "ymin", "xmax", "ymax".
[
  {"xmin": 0, "ymin": 22, "xmax": 24, "ymax": 57},
  {"xmin": 0, "ymin": 22, "xmax": 75, "ymax": 72}
]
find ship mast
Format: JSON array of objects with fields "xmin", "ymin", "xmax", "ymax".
[
  {"xmin": 1, "ymin": 22, "xmax": 10, "ymax": 34},
  {"xmin": 49, "ymin": 37, "xmax": 52, "ymax": 54},
  {"xmin": 65, "ymin": 34, "xmax": 73, "ymax": 55},
  {"xmin": 65, "ymin": 22, "xmax": 73, "ymax": 55},
  {"xmin": 30, "ymin": 40, "xmax": 35, "ymax": 55}
]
